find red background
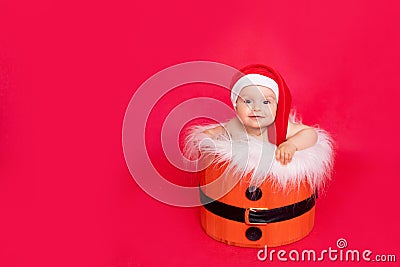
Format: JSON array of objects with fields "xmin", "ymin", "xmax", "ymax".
[{"xmin": 1, "ymin": 1, "xmax": 399, "ymax": 266}]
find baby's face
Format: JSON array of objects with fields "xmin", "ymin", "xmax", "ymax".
[{"xmin": 235, "ymin": 85, "xmax": 277, "ymax": 133}]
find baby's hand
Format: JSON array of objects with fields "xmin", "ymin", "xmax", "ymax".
[{"xmin": 275, "ymin": 141, "xmax": 297, "ymax": 165}]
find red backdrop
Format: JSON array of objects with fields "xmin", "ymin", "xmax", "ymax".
[{"xmin": 1, "ymin": 0, "xmax": 399, "ymax": 266}]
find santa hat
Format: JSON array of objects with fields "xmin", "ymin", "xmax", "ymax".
[{"xmin": 230, "ymin": 64, "xmax": 292, "ymax": 146}]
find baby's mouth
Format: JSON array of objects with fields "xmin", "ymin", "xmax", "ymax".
[{"xmin": 248, "ymin": 115, "xmax": 264, "ymax": 119}]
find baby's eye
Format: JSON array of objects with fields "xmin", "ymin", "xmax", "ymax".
[
  {"xmin": 263, "ymin": 100, "xmax": 271, "ymax": 104},
  {"xmin": 244, "ymin": 99, "xmax": 252, "ymax": 104}
]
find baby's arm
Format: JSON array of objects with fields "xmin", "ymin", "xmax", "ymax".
[{"xmin": 275, "ymin": 121, "xmax": 318, "ymax": 165}]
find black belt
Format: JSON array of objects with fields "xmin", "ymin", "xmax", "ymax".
[{"xmin": 199, "ymin": 186, "xmax": 317, "ymax": 225}]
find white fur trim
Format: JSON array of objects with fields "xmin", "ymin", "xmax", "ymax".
[
  {"xmin": 231, "ymin": 74, "xmax": 279, "ymax": 108},
  {"xmin": 184, "ymin": 117, "xmax": 334, "ymax": 190}
]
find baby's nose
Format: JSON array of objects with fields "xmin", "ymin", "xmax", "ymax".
[{"xmin": 252, "ymin": 103, "xmax": 261, "ymax": 111}]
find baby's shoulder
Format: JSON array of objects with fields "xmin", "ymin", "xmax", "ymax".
[
  {"xmin": 286, "ymin": 121, "xmax": 313, "ymax": 138},
  {"xmin": 203, "ymin": 125, "xmax": 227, "ymax": 139}
]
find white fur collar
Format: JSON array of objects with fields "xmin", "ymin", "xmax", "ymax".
[{"xmin": 184, "ymin": 117, "xmax": 334, "ymax": 190}]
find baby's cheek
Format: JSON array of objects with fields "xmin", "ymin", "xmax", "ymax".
[{"xmin": 269, "ymin": 104, "xmax": 278, "ymax": 115}]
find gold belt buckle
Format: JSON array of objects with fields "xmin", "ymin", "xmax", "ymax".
[{"xmin": 245, "ymin": 207, "xmax": 269, "ymax": 225}]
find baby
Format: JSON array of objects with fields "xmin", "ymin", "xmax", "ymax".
[
  {"xmin": 203, "ymin": 64, "xmax": 317, "ymax": 166},
  {"xmin": 187, "ymin": 64, "xmax": 334, "ymax": 248}
]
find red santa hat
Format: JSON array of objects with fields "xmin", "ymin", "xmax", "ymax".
[{"xmin": 230, "ymin": 64, "xmax": 292, "ymax": 146}]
